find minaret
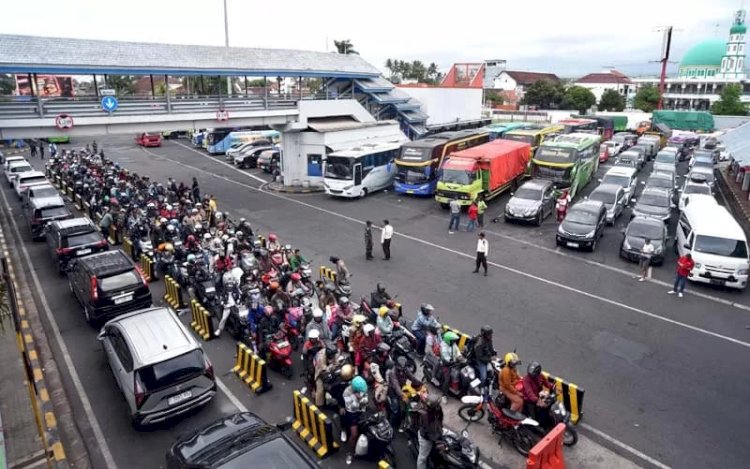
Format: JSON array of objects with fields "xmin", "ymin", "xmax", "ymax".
[{"xmin": 719, "ymin": 9, "xmax": 747, "ymax": 79}]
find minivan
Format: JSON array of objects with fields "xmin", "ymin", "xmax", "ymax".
[
  {"xmin": 98, "ymin": 307, "xmax": 216, "ymax": 427},
  {"xmin": 676, "ymin": 198, "xmax": 749, "ymax": 290},
  {"xmin": 601, "ymin": 166, "xmax": 638, "ymax": 203},
  {"xmin": 14, "ymin": 171, "xmax": 48, "ymax": 198},
  {"xmin": 46, "ymin": 218, "xmax": 109, "ymax": 273},
  {"xmin": 25, "ymin": 197, "xmax": 72, "ymax": 239},
  {"xmin": 6, "ymin": 161, "xmax": 33, "ymax": 186}
]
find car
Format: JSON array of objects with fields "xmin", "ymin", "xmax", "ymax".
[
  {"xmin": 225, "ymin": 142, "xmax": 249, "ymax": 162},
  {"xmin": 556, "ymin": 200, "xmax": 607, "ymax": 251},
  {"xmin": 689, "ymin": 154, "xmax": 714, "ymax": 171},
  {"xmin": 97, "ymin": 307, "xmax": 216, "ymax": 427},
  {"xmin": 631, "ymin": 187, "xmax": 673, "ymax": 223},
  {"xmin": 631, "ymin": 143, "xmax": 653, "ymax": 163},
  {"xmin": 503, "ymin": 179, "xmax": 556, "ymax": 225},
  {"xmin": 68, "ymin": 250, "xmax": 152, "ymax": 325},
  {"xmin": 161, "ymin": 130, "xmax": 190, "ymax": 139},
  {"xmin": 225, "ymin": 140, "xmax": 273, "ymax": 163},
  {"xmin": 5, "ymin": 160, "xmax": 33, "ymax": 186},
  {"xmin": 694, "ymin": 147, "xmax": 719, "ymax": 163},
  {"xmin": 619, "ymin": 216, "xmax": 668, "ymax": 266},
  {"xmin": 587, "ymin": 184, "xmax": 627, "ymax": 225},
  {"xmin": 3, "ymin": 155, "xmax": 26, "ymax": 171},
  {"xmin": 601, "ymin": 140, "xmax": 622, "ymax": 159},
  {"xmin": 613, "ymin": 132, "xmax": 637, "ymax": 150},
  {"xmin": 25, "ymin": 197, "xmax": 71, "ymax": 239},
  {"xmin": 165, "ymin": 412, "xmax": 317, "ymax": 469},
  {"xmin": 45, "ymin": 218, "xmax": 109, "ymax": 274},
  {"xmin": 600, "ymin": 166, "xmax": 638, "ymax": 203},
  {"xmin": 235, "ymin": 145, "xmax": 273, "ymax": 169},
  {"xmin": 22, "ymin": 184, "xmax": 59, "ymax": 207},
  {"xmin": 645, "ymin": 172, "xmax": 677, "ymax": 201},
  {"xmin": 626, "ymin": 147, "xmax": 646, "ymax": 168},
  {"xmin": 614, "ymin": 152, "xmax": 639, "ymax": 171},
  {"xmin": 653, "ymin": 150, "xmax": 677, "ymax": 174},
  {"xmin": 678, "ymin": 178, "xmax": 713, "ymax": 210},
  {"xmin": 257, "ymin": 149, "xmax": 281, "ymax": 174},
  {"xmin": 13, "ymin": 170, "xmax": 47, "ymax": 198},
  {"xmin": 135, "ymin": 133, "xmax": 162, "ymax": 147},
  {"xmin": 688, "ymin": 166, "xmax": 715, "ymax": 188}
]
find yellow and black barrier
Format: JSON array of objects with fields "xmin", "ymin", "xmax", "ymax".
[
  {"xmin": 231, "ymin": 342, "xmax": 272, "ymax": 394},
  {"xmin": 190, "ymin": 299, "xmax": 214, "ymax": 341},
  {"xmin": 378, "ymin": 461, "xmax": 393, "ymax": 469},
  {"xmin": 139, "ymin": 254, "xmax": 155, "ymax": 282},
  {"xmin": 257, "ymin": 234, "xmax": 266, "ymax": 248},
  {"xmin": 318, "ymin": 266, "xmax": 337, "ymax": 283},
  {"xmin": 60, "ymin": 180, "xmax": 67, "ymax": 197},
  {"xmin": 107, "ymin": 224, "xmax": 118, "ymax": 245},
  {"xmin": 122, "ymin": 237, "xmax": 135, "ymax": 260},
  {"xmin": 65, "ymin": 184, "xmax": 74, "ymax": 201},
  {"xmin": 163, "ymin": 275, "xmax": 185, "ymax": 309},
  {"xmin": 291, "ymin": 390, "xmax": 338, "ymax": 459},
  {"xmin": 441, "ymin": 324, "xmax": 472, "ymax": 352},
  {"xmin": 54, "ymin": 174, "xmax": 61, "ymax": 189},
  {"xmin": 543, "ymin": 371, "xmax": 585, "ymax": 424},
  {"xmin": 74, "ymin": 193, "xmax": 82, "ymax": 211}
]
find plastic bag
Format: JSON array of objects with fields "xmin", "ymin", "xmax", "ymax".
[{"xmin": 355, "ymin": 434, "xmax": 369, "ymax": 456}]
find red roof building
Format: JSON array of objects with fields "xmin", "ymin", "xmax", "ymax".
[
  {"xmin": 574, "ymin": 70, "xmax": 634, "ymax": 107},
  {"xmin": 491, "ymin": 70, "xmax": 561, "ymax": 107}
]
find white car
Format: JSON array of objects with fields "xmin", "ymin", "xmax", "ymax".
[
  {"xmin": 13, "ymin": 171, "xmax": 48, "ymax": 198},
  {"xmin": 600, "ymin": 166, "xmax": 638, "ymax": 205},
  {"xmin": 5, "ymin": 161, "xmax": 33, "ymax": 186},
  {"xmin": 3, "ymin": 156, "xmax": 26, "ymax": 172},
  {"xmin": 602, "ymin": 140, "xmax": 623, "ymax": 158}
]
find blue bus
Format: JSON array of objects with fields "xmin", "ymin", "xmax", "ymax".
[
  {"xmin": 482, "ymin": 122, "xmax": 534, "ymax": 140},
  {"xmin": 207, "ymin": 130, "xmax": 281, "ymax": 155}
]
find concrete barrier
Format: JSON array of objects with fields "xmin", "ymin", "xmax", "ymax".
[
  {"xmin": 291, "ymin": 390, "xmax": 338, "ymax": 459},
  {"xmin": 543, "ymin": 371, "xmax": 585, "ymax": 424},
  {"xmin": 163, "ymin": 275, "xmax": 184, "ymax": 310},
  {"xmin": 526, "ymin": 423, "xmax": 566, "ymax": 469}
]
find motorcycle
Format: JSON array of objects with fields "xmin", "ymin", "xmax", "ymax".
[
  {"xmin": 284, "ymin": 305, "xmax": 304, "ymax": 351},
  {"xmin": 529, "ymin": 392, "xmax": 578, "ymax": 447},
  {"xmin": 385, "ymin": 327, "xmax": 419, "ymax": 374},
  {"xmin": 423, "ymin": 355, "xmax": 481, "ymax": 398},
  {"xmin": 406, "ymin": 423, "xmax": 480, "ymax": 469},
  {"xmin": 265, "ymin": 327, "xmax": 293, "ymax": 378},
  {"xmin": 354, "ymin": 411, "xmax": 396, "ymax": 465}
]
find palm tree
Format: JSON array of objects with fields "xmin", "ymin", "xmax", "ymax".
[
  {"xmin": 385, "ymin": 58, "xmax": 394, "ymax": 77},
  {"xmin": 333, "ymin": 39, "xmax": 358, "ymax": 55},
  {"xmin": 427, "ymin": 62, "xmax": 440, "ymax": 83}
]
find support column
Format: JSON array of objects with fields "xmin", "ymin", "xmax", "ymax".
[
  {"xmin": 93, "ymin": 75, "xmax": 99, "ymax": 97},
  {"xmin": 217, "ymin": 75, "xmax": 223, "ymax": 106},
  {"xmin": 244, "ymin": 76, "xmax": 248, "ymax": 97},
  {"xmin": 150, "ymin": 75, "xmax": 156, "ymax": 99},
  {"xmin": 264, "ymin": 76, "xmax": 268, "ymax": 109},
  {"xmin": 164, "ymin": 74, "xmax": 172, "ymax": 113},
  {"xmin": 299, "ymin": 76, "xmax": 303, "ymax": 100},
  {"xmin": 30, "ymin": 73, "xmax": 43, "ymax": 118}
]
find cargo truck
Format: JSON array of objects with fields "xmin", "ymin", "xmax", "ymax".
[{"xmin": 434, "ymin": 140, "xmax": 531, "ymax": 207}]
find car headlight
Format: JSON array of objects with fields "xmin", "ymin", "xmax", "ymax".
[
  {"xmin": 587, "ymin": 230, "xmax": 596, "ymax": 238},
  {"xmin": 738, "ymin": 268, "xmax": 749, "ymax": 276},
  {"xmin": 654, "ymin": 245, "xmax": 663, "ymax": 254},
  {"xmin": 694, "ymin": 263, "xmax": 702, "ymax": 269},
  {"xmin": 558, "ymin": 225, "xmax": 565, "ymax": 235}
]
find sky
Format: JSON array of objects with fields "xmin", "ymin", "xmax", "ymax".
[{"xmin": 0, "ymin": 0, "xmax": 743, "ymax": 78}]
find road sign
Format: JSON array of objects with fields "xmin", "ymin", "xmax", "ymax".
[
  {"xmin": 101, "ymin": 96, "xmax": 119, "ymax": 112},
  {"xmin": 99, "ymin": 88, "xmax": 116, "ymax": 96},
  {"xmin": 216, "ymin": 109, "xmax": 229, "ymax": 121},
  {"xmin": 54, "ymin": 114, "xmax": 74, "ymax": 130}
]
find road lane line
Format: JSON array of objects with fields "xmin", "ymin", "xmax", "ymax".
[
  {"xmin": 580, "ymin": 423, "xmax": 671, "ymax": 469},
  {"xmin": 215, "ymin": 377, "xmax": 248, "ymax": 412},
  {"xmin": 0, "ymin": 185, "xmax": 118, "ymax": 469}
]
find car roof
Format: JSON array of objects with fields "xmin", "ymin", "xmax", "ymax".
[
  {"xmin": 683, "ymin": 200, "xmax": 746, "ymax": 239},
  {"xmin": 605, "ymin": 166, "xmax": 637, "ymax": 177},
  {"xmin": 28, "ymin": 184, "xmax": 56, "ymax": 192},
  {"xmin": 5, "ymin": 156, "xmax": 25, "ymax": 163},
  {"xmin": 31, "ymin": 196, "xmax": 66, "ymax": 208},
  {"xmin": 78, "ymin": 250, "xmax": 133, "ymax": 276},
  {"xmin": 692, "ymin": 155, "xmax": 713, "ymax": 162},
  {"xmin": 52, "ymin": 217, "xmax": 96, "ymax": 234},
  {"xmin": 572, "ymin": 199, "xmax": 604, "ymax": 212},
  {"xmin": 641, "ymin": 187, "xmax": 670, "ymax": 197},
  {"xmin": 8, "ymin": 161, "xmax": 32, "ymax": 168},
  {"xmin": 619, "ymin": 151, "xmax": 639, "ymax": 157},
  {"xmin": 519, "ymin": 179, "xmax": 551, "ymax": 190},
  {"xmin": 591, "ymin": 183, "xmax": 622, "ymax": 194},
  {"xmin": 690, "ymin": 166, "xmax": 714, "ymax": 175},
  {"xmin": 648, "ymin": 172, "xmax": 673, "ymax": 181},
  {"xmin": 113, "ymin": 307, "xmax": 197, "ymax": 368},
  {"xmin": 629, "ymin": 215, "xmax": 664, "ymax": 229},
  {"xmin": 17, "ymin": 170, "xmax": 46, "ymax": 178}
]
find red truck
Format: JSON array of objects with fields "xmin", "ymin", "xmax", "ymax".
[
  {"xmin": 435, "ymin": 139, "xmax": 531, "ymax": 206},
  {"xmin": 135, "ymin": 133, "xmax": 162, "ymax": 147}
]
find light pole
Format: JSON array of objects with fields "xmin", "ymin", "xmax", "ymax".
[{"xmin": 223, "ymin": 0, "xmax": 231, "ymax": 97}]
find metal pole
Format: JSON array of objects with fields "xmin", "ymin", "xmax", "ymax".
[
  {"xmin": 244, "ymin": 76, "xmax": 248, "ymax": 97},
  {"xmin": 164, "ymin": 74, "xmax": 172, "ymax": 113},
  {"xmin": 27, "ymin": 73, "xmax": 35, "ymax": 97},
  {"xmin": 657, "ymin": 26, "xmax": 673, "ymax": 111},
  {"xmin": 93, "ymin": 75, "xmax": 99, "ymax": 97},
  {"xmin": 150, "ymin": 74, "xmax": 156, "ymax": 99},
  {"xmin": 299, "ymin": 76, "xmax": 303, "ymax": 100},
  {"xmin": 264, "ymin": 76, "xmax": 268, "ymax": 109}
]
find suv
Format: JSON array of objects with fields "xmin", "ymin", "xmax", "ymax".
[
  {"xmin": 97, "ymin": 307, "xmax": 216, "ymax": 427},
  {"xmin": 22, "ymin": 184, "xmax": 59, "ymax": 208},
  {"xmin": 46, "ymin": 218, "xmax": 109, "ymax": 273},
  {"xmin": 14, "ymin": 170, "xmax": 48, "ymax": 198},
  {"xmin": 235, "ymin": 146, "xmax": 272, "ymax": 169},
  {"xmin": 68, "ymin": 250, "xmax": 152, "ymax": 325},
  {"xmin": 25, "ymin": 197, "xmax": 72, "ymax": 239},
  {"xmin": 6, "ymin": 160, "xmax": 33, "ymax": 186}
]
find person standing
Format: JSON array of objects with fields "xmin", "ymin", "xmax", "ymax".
[
  {"xmin": 637, "ymin": 239, "xmax": 655, "ymax": 281},
  {"xmin": 448, "ymin": 198, "xmax": 461, "ymax": 233},
  {"xmin": 39, "ymin": 142, "xmax": 45, "ymax": 160},
  {"xmin": 473, "ymin": 232, "xmax": 489, "ymax": 276},
  {"xmin": 381, "ymin": 219, "xmax": 393, "ymax": 260},
  {"xmin": 668, "ymin": 253, "xmax": 694, "ymax": 298},
  {"xmin": 477, "ymin": 196, "xmax": 487, "ymax": 228},
  {"xmin": 364, "ymin": 220, "xmax": 374, "ymax": 260},
  {"xmin": 556, "ymin": 189, "xmax": 570, "ymax": 222},
  {"xmin": 466, "ymin": 201, "xmax": 478, "ymax": 232},
  {"xmin": 191, "ymin": 177, "xmax": 201, "ymax": 203},
  {"xmin": 29, "ymin": 141, "xmax": 37, "ymax": 158}
]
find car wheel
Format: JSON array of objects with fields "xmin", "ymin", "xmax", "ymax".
[
  {"xmin": 535, "ymin": 212, "xmax": 543, "ymax": 226},
  {"xmin": 591, "ymin": 239, "xmax": 598, "ymax": 252},
  {"xmin": 83, "ymin": 307, "xmax": 95, "ymax": 326},
  {"xmin": 360, "ymin": 188, "xmax": 368, "ymax": 199}
]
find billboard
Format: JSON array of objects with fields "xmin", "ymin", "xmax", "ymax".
[{"xmin": 15, "ymin": 75, "xmax": 74, "ymax": 97}]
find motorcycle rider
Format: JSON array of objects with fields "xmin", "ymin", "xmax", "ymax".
[
  {"xmin": 376, "ymin": 306, "xmax": 394, "ymax": 337},
  {"xmin": 500, "ymin": 352, "xmax": 524, "ymax": 412},
  {"xmin": 341, "ymin": 376, "xmax": 369, "ymax": 465},
  {"xmin": 473, "ymin": 326, "xmax": 496, "ymax": 386},
  {"xmin": 289, "ymin": 248, "xmax": 308, "ymax": 271},
  {"xmin": 353, "ymin": 323, "xmax": 379, "ymax": 371},
  {"xmin": 313, "ymin": 342, "xmax": 339, "ymax": 407},
  {"xmin": 305, "ymin": 308, "xmax": 331, "ymax": 341},
  {"xmin": 267, "ymin": 232, "xmax": 281, "ymax": 252},
  {"xmin": 425, "ymin": 324, "xmax": 441, "ymax": 359},
  {"xmin": 316, "ymin": 281, "xmax": 337, "ymax": 310},
  {"xmin": 411, "ymin": 304, "xmax": 440, "ymax": 356},
  {"xmin": 370, "ymin": 283, "xmax": 392, "ymax": 309},
  {"xmin": 331, "ymin": 296, "xmax": 354, "ymax": 339},
  {"xmin": 236, "ymin": 217, "xmax": 253, "ymax": 238},
  {"xmin": 302, "ymin": 329, "xmax": 324, "ymax": 397},
  {"xmin": 438, "ymin": 331, "xmax": 462, "ymax": 391},
  {"xmin": 257, "ymin": 306, "xmax": 281, "ymax": 355},
  {"xmin": 214, "ymin": 274, "xmax": 239, "ymax": 337},
  {"xmin": 522, "ymin": 361, "xmax": 554, "ymax": 423},
  {"xmin": 386, "ymin": 355, "xmax": 422, "ymax": 431},
  {"xmin": 329, "ymin": 256, "xmax": 351, "ymax": 284},
  {"xmin": 285, "ymin": 272, "xmax": 308, "ymax": 296},
  {"xmin": 417, "ymin": 394, "xmax": 444, "ymax": 469}
]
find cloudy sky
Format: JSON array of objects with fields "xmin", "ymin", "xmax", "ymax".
[{"xmin": 1, "ymin": 0, "xmax": 743, "ymax": 77}]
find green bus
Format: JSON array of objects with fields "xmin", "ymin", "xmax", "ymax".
[{"xmin": 531, "ymin": 133, "xmax": 601, "ymax": 199}]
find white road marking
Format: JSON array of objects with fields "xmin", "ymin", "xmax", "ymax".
[
  {"xmin": 136, "ymin": 149, "xmax": 750, "ymax": 350},
  {"xmin": 215, "ymin": 377, "xmax": 248, "ymax": 412},
  {"xmin": 580, "ymin": 423, "xmax": 672, "ymax": 469},
  {"xmin": 0, "ymin": 187, "xmax": 118, "ymax": 469}
]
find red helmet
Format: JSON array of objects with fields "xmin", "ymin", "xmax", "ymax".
[
  {"xmin": 291, "ymin": 272, "xmax": 301, "ymax": 282},
  {"xmin": 187, "ymin": 235, "xmax": 196, "ymax": 244},
  {"xmin": 268, "ymin": 233, "xmax": 278, "ymax": 242},
  {"xmin": 269, "ymin": 280, "xmax": 280, "ymax": 290}
]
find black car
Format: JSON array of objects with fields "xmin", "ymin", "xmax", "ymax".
[
  {"xmin": 68, "ymin": 250, "xmax": 152, "ymax": 325},
  {"xmin": 556, "ymin": 200, "xmax": 607, "ymax": 251},
  {"xmin": 166, "ymin": 412, "xmax": 317, "ymax": 469},
  {"xmin": 25, "ymin": 197, "xmax": 72, "ymax": 240},
  {"xmin": 235, "ymin": 146, "xmax": 273, "ymax": 169},
  {"xmin": 46, "ymin": 218, "xmax": 109, "ymax": 273},
  {"xmin": 619, "ymin": 216, "xmax": 667, "ymax": 265}
]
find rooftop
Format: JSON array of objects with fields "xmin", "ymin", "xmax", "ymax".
[
  {"xmin": 0, "ymin": 34, "xmax": 381, "ymax": 78},
  {"xmin": 502, "ymin": 71, "xmax": 561, "ymax": 85},
  {"xmin": 576, "ymin": 70, "xmax": 632, "ymax": 84}
]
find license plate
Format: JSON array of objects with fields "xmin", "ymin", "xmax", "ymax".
[
  {"xmin": 77, "ymin": 248, "xmax": 92, "ymax": 256},
  {"xmin": 470, "ymin": 378, "xmax": 482, "ymax": 388},
  {"xmin": 277, "ymin": 340, "xmax": 289, "ymax": 348},
  {"xmin": 205, "ymin": 287, "xmax": 215, "ymax": 293},
  {"xmin": 566, "ymin": 242, "xmax": 579, "ymax": 248},
  {"xmin": 114, "ymin": 294, "xmax": 133, "ymax": 305},
  {"xmin": 407, "ymin": 190, "xmax": 414, "ymax": 194},
  {"xmin": 168, "ymin": 390, "xmax": 192, "ymax": 406},
  {"xmin": 710, "ymin": 278, "xmax": 726, "ymax": 285}
]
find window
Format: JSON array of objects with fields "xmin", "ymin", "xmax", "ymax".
[
  {"xmin": 137, "ymin": 350, "xmax": 204, "ymax": 392},
  {"xmin": 740, "ymin": 44, "xmax": 745, "ymax": 54},
  {"xmin": 731, "ymin": 44, "xmax": 736, "ymax": 52},
  {"xmin": 109, "ymin": 329, "xmax": 133, "ymax": 372}
]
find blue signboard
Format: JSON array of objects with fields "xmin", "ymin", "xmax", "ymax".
[{"xmin": 101, "ymin": 96, "xmax": 119, "ymax": 112}]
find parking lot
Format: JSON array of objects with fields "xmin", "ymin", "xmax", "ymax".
[{"xmin": 2, "ymin": 134, "xmax": 749, "ymax": 469}]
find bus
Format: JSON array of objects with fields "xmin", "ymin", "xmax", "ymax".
[
  {"xmin": 558, "ymin": 118, "xmax": 599, "ymax": 135},
  {"xmin": 393, "ymin": 130, "xmax": 490, "ymax": 196},
  {"xmin": 501, "ymin": 125, "xmax": 564, "ymax": 153},
  {"xmin": 206, "ymin": 130, "xmax": 280, "ymax": 155},
  {"xmin": 574, "ymin": 115, "xmax": 615, "ymax": 141},
  {"xmin": 324, "ymin": 140, "xmax": 406, "ymax": 198},
  {"xmin": 482, "ymin": 122, "xmax": 532, "ymax": 141},
  {"xmin": 531, "ymin": 133, "xmax": 601, "ymax": 199}
]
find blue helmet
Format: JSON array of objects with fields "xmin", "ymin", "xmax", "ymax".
[{"xmin": 351, "ymin": 376, "xmax": 367, "ymax": 393}]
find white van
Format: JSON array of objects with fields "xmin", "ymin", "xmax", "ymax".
[{"xmin": 676, "ymin": 199, "xmax": 749, "ymax": 290}]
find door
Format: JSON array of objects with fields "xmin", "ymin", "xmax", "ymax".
[
  {"xmin": 542, "ymin": 187, "xmax": 554, "ymax": 217},
  {"xmin": 354, "ymin": 164, "xmax": 362, "ymax": 187}
]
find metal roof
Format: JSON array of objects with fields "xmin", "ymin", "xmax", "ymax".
[{"xmin": 0, "ymin": 34, "xmax": 381, "ymax": 78}]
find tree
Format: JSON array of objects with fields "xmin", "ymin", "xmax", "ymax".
[
  {"xmin": 521, "ymin": 80, "xmax": 564, "ymax": 109},
  {"xmin": 711, "ymin": 83, "xmax": 747, "ymax": 115},
  {"xmin": 599, "ymin": 89, "xmax": 625, "ymax": 111},
  {"xmin": 0, "ymin": 74, "xmax": 14, "ymax": 95},
  {"xmin": 633, "ymin": 84, "xmax": 661, "ymax": 112},
  {"xmin": 562, "ymin": 86, "xmax": 596, "ymax": 114},
  {"xmin": 384, "ymin": 59, "xmax": 394, "ymax": 78},
  {"xmin": 105, "ymin": 75, "xmax": 136, "ymax": 96},
  {"xmin": 485, "ymin": 90, "xmax": 506, "ymax": 107},
  {"xmin": 334, "ymin": 39, "xmax": 358, "ymax": 55}
]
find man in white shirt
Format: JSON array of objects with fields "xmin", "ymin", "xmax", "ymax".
[
  {"xmin": 473, "ymin": 232, "xmax": 489, "ymax": 276},
  {"xmin": 638, "ymin": 238, "xmax": 655, "ymax": 281},
  {"xmin": 381, "ymin": 219, "xmax": 393, "ymax": 260}
]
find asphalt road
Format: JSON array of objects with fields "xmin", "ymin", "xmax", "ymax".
[{"xmin": 5, "ymin": 135, "xmax": 750, "ymax": 469}]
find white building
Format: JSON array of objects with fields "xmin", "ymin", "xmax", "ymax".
[
  {"xmin": 574, "ymin": 70, "xmax": 635, "ymax": 106},
  {"xmin": 396, "ymin": 86, "xmax": 483, "ymax": 126}
]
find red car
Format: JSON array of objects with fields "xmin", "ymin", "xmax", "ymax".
[{"xmin": 135, "ymin": 133, "xmax": 162, "ymax": 147}]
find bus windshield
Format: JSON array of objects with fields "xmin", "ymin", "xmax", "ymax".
[
  {"xmin": 325, "ymin": 157, "xmax": 353, "ymax": 180},
  {"xmin": 503, "ymin": 134, "xmax": 535, "ymax": 145},
  {"xmin": 395, "ymin": 166, "xmax": 430, "ymax": 184},
  {"xmin": 399, "ymin": 146, "xmax": 433, "ymax": 163},
  {"xmin": 441, "ymin": 169, "xmax": 475, "ymax": 185},
  {"xmin": 535, "ymin": 147, "xmax": 575, "ymax": 163}
]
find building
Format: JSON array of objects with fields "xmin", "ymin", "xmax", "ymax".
[
  {"xmin": 491, "ymin": 71, "xmax": 561, "ymax": 107},
  {"xmin": 574, "ymin": 69, "xmax": 635, "ymax": 106},
  {"xmin": 633, "ymin": 9, "xmax": 750, "ymax": 110},
  {"xmin": 440, "ymin": 63, "xmax": 484, "ymax": 88},
  {"xmin": 396, "ymin": 85, "xmax": 483, "ymax": 127}
]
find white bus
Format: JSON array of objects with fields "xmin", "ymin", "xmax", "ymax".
[{"xmin": 323, "ymin": 142, "xmax": 403, "ymax": 198}]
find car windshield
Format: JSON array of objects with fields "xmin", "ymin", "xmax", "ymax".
[
  {"xmin": 19, "ymin": 175, "xmax": 46, "ymax": 185},
  {"xmin": 514, "ymin": 186, "xmax": 542, "ymax": 200},
  {"xmin": 639, "ymin": 192, "xmax": 669, "ymax": 208},
  {"xmin": 40, "ymin": 207, "xmax": 68, "ymax": 218},
  {"xmin": 66, "ymin": 231, "xmax": 101, "ymax": 247},
  {"xmin": 589, "ymin": 189, "xmax": 616, "ymax": 205},
  {"xmin": 566, "ymin": 208, "xmax": 598, "ymax": 225},
  {"xmin": 324, "ymin": 156, "xmax": 352, "ymax": 180},
  {"xmin": 602, "ymin": 174, "xmax": 630, "ymax": 188},
  {"xmin": 441, "ymin": 169, "xmax": 475, "ymax": 185},
  {"xmin": 692, "ymin": 159, "xmax": 713, "ymax": 168},
  {"xmin": 31, "ymin": 187, "xmax": 58, "ymax": 198},
  {"xmin": 684, "ymin": 184, "xmax": 711, "ymax": 195},
  {"xmin": 693, "ymin": 235, "xmax": 748, "ymax": 259},
  {"xmin": 219, "ymin": 436, "xmax": 312, "ymax": 469},
  {"xmin": 11, "ymin": 165, "xmax": 32, "ymax": 173},
  {"xmin": 655, "ymin": 154, "xmax": 675, "ymax": 164},
  {"xmin": 395, "ymin": 166, "xmax": 430, "ymax": 184},
  {"xmin": 99, "ymin": 270, "xmax": 140, "ymax": 292},
  {"xmin": 137, "ymin": 349, "xmax": 204, "ymax": 392},
  {"xmin": 628, "ymin": 221, "xmax": 663, "ymax": 239}
]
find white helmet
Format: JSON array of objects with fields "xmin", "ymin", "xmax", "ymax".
[
  {"xmin": 312, "ymin": 308, "xmax": 323, "ymax": 319},
  {"xmin": 203, "ymin": 233, "xmax": 212, "ymax": 240},
  {"xmin": 308, "ymin": 329, "xmax": 320, "ymax": 340},
  {"xmin": 363, "ymin": 324, "xmax": 375, "ymax": 336}
]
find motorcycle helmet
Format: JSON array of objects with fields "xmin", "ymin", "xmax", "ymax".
[
  {"xmin": 164, "ymin": 243, "xmax": 174, "ymax": 252},
  {"xmin": 325, "ymin": 343, "xmax": 338, "ymax": 358},
  {"xmin": 527, "ymin": 361, "xmax": 542, "ymax": 378},
  {"xmin": 339, "ymin": 296, "xmax": 350, "ymax": 305},
  {"xmin": 308, "ymin": 329, "xmax": 320, "ymax": 340},
  {"xmin": 340, "ymin": 364, "xmax": 355, "ymax": 381},
  {"xmin": 166, "ymin": 224, "xmax": 176, "ymax": 233},
  {"xmin": 352, "ymin": 314, "xmax": 367, "ymax": 327},
  {"xmin": 236, "ymin": 231, "xmax": 244, "ymax": 238},
  {"xmin": 425, "ymin": 394, "xmax": 442, "ymax": 410},
  {"xmin": 290, "ymin": 272, "xmax": 302, "ymax": 282},
  {"xmin": 215, "ymin": 211, "xmax": 223, "ymax": 220},
  {"xmin": 203, "ymin": 233, "xmax": 212, "ymax": 240},
  {"xmin": 187, "ymin": 254, "xmax": 196, "ymax": 263},
  {"xmin": 378, "ymin": 306, "xmax": 390, "ymax": 317},
  {"xmin": 329, "ymin": 255, "xmax": 339, "ymax": 264},
  {"xmin": 187, "ymin": 235, "xmax": 196, "ymax": 244},
  {"xmin": 159, "ymin": 217, "xmax": 168, "ymax": 225},
  {"xmin": 395, "ymin": 356, "xmax": 408, "ymax": 369},
  {"xmin": 312, "ymin": 308, "xmax": 324, "ymax": 319},
  {"xmin": 269, "ymin": 280, "xmax": 279, "ymax": 291},
  {"xmin": 376, "ymin": 342, "xmax": 391, "ymax": 355},
  {"xmin": 221, "ymin": 235, "xmax": 229, "ymax": 242},
  {"xmin": 264, "ymin": 305, "xmax": 274, "ymax": 315},
  {"xmin": 504, "ymin": 352, "xmax": 521, "ymax": 368},
  {"xmin": 166, "ymin": 204, "xmax": 173, "ymax": 211},
  {"xmin": 420, "ymin": 303, "xmax": 434, "ymax": 315},
  {"xmin": 351, "ymin": 376, "xmax": 367, "ymax": 393},
  {"xmin": 239, "ymin": 217, "xmax": 247, "ymax": 224},
  {"xmin": 443, "ymin": 331, "xmax": 459, "ymax": 344},
  {"xmin": 480, "ymin": 325, "xmax": 493, "ymax": 337},
  {"xmin": 268, "ymin": 233, "xmax": 278, "ymax": 242},
  {"xmin": 363, "ymin": 324, "xmax": 375, "ymax": 336}
]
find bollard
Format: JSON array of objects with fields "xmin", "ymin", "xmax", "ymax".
[
  {"xmin": 74, "ymin": 193, "xmax": 83, "ymax": 211},
  {"xmin": 139, "ymin": 254, "xmax": 155, "ymax": 282},
  {"xmin": 526, "ymin": 423, "xmax": 566, "ymax": 469},
  {"xmin": 107, "ymin": 224, "xmax": 117, "ymax": 245},
  {"xmin": 441, "ymin": 324, "xmax": 472, "ymax": 352},
  {"xmin": 231, "ymin": 342, "xmax": 272, "ymax": 394},
  {"xmin": 318, "ymin": 266, "xmax": 337, "ymax": 283},
  {"xmin": 291, "ymin": 390, "xmax": 338, "ymax": 458},
  {"xmin": 122, "ymin": 237, "xmax": 135, "ymax": 260},
  {"xmin": 189, "ymin": 299, "xmax": 214, "ymax": 341},
  {"xmin": 257, "ymin": 234, "xmax": 266, "ymax": 248},
  {"xmin": 163, "ymin": 275, "xmax": 185, "ymax": 310}
]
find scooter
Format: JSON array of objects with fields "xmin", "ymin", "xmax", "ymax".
[
  {"xmin": 385, "ymin": 327, "xmax": 419, "ymax": 373},
  {"xmin": 265, "ymin": 326, "xmax": 293, "ymax": 378},
  {"xmin": 354, "ymin": 411, "xmax": 396, "ymax": 465},
  {"xmin": 529, "ymin": 392, "xmax": 578, "ymax": 447},
  {"xmin": 422, "ymin": 355, "xmax": 481, "ymax": 398},
  {"xmin": 406, "ymin": 421, "xmax": 480, "ymax": 468}
]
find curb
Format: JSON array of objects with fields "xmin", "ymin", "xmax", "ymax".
[{"xmin": 264, "ymin": 182, "xmax": 324, "ymax": 194}]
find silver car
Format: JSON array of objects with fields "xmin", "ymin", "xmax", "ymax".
[
  {"xmin": 632, "ymin": 187, "xmax": 673, "ymax": 223},
  {"xmin": 98, "ymin": 307, "xmax": 216, "ymax": 427},
  {"xmin": 588, "ymin": 184, "xmax": 626, "ymax": 224},
  {"xmin": 504, "ymin": 179, "xmax": 556, "ymax": 225}
]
